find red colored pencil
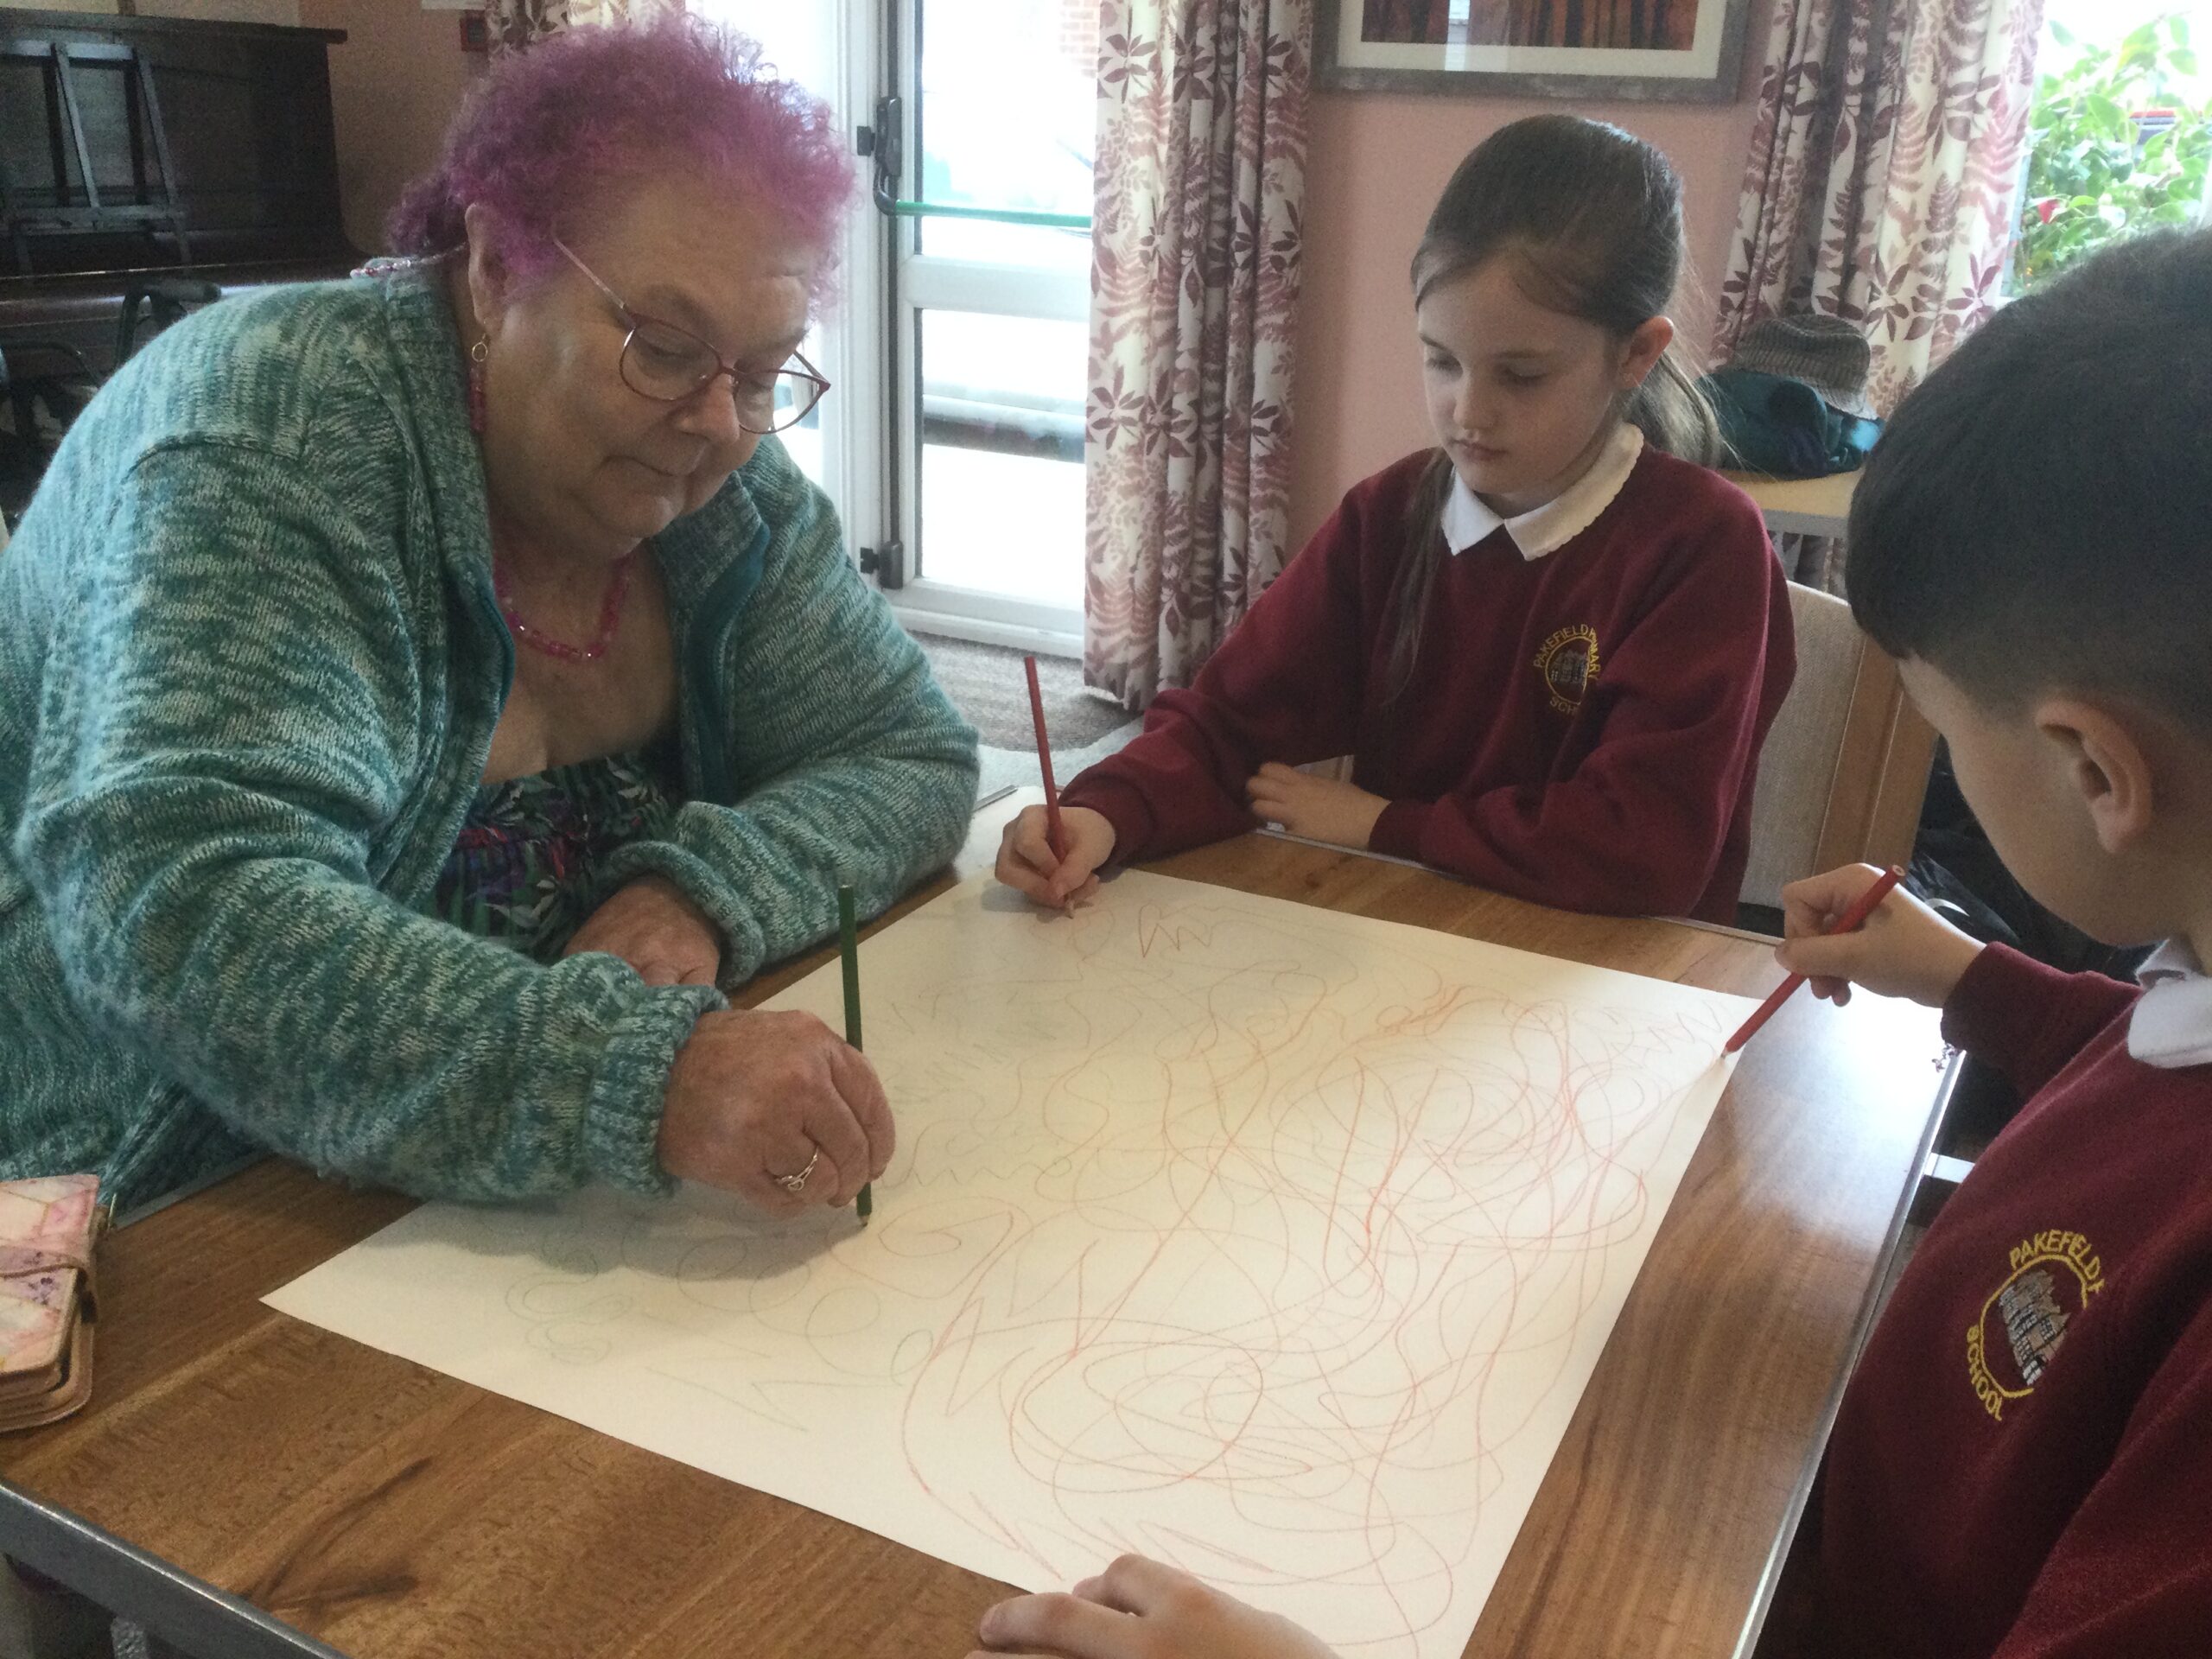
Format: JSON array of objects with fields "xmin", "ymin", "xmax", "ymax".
[
  {"xmin": 1023, "ymin": 653, "xmax": 1067, "ymax": 861},
  {"xmin": 1725, "ymin": 865, "xmax": 1905, "ymax": 1054}
]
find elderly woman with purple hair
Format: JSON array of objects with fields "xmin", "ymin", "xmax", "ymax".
[{"xmin": 0, "ymin": 20, "xmax": 976, "ymax": 1217}]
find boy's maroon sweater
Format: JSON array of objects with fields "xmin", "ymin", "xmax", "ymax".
[{"xmin": 1814, "ymin": 945, "xmax": 2212, "ymax": 1657}]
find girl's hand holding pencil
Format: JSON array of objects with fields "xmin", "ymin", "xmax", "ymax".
[
  {"xmin": 1775, "ymin": 863, "xmax": 1986, "ymax": 1011},
  {"xmin": 1001, "ymin": 654, "xmax": 1111, "ymax": 910},
  {"xmin": 996, "ymin": 805, "xmax": 1116, "ymax": 910}
]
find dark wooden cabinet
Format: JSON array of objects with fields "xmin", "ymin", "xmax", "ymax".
[{"xmin": 0, "ymin": 8, "xmax": 359, "ymax": 521}]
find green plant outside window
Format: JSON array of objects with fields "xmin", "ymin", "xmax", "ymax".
[{"xmin": 2014, "ymin": 13, "xmax": 2209, "ymax": 289}]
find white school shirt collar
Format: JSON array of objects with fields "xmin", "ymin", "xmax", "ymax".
[
  {"xmin": 2130, "ymin": 938, "xmax": 2212, "ymax": 1069},
  {"xmin": 1439, "ymin": 423, "xmax": 1645, "ymax": 561}
]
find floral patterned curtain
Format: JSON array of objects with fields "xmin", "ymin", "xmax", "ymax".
[
  {"xmin": 487, "ymin": 0, "xmax": 683, "ymax": 54},
  {"xmin": 1717, "ymin": 0, "xmax": 2044, "ymax": 451},
  {"xmin": 1084, "ymin": 0, "xmax": 1310, "ymax": 709}
]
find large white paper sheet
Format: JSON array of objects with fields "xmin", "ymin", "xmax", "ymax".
[{"xmin": 268, "ymin": 870, "xmax": 1751, "ymax": 1656}]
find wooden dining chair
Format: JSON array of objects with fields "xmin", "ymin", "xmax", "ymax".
[{"xmin": 1739, "ymin": 582, "xmax": 1938, "ymax": 919}]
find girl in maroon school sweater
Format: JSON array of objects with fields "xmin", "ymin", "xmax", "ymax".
[{"xmin": 997, "ymin": 116, "xmax": 1795, "ymax": 925}]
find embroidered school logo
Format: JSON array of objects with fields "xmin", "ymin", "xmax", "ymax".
[
  {"xmin": 1966, "ymin": 1229, "xmax": 2106, "ymax": 1422},
  {"xmin": 1533, "ymin": 625, "xmax": 1601, "ymax": 715}
]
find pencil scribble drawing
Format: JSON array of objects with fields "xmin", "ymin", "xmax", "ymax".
[{"xmin": 267, "ymin": 870, "xmax": 1749, "ymax": 1657}]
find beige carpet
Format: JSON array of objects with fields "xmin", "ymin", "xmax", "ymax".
[{"xmin": 912, "ymin": 632, "xmax": 1133, "ymax": 752}]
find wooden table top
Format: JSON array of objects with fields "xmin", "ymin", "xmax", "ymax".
[
  {"xmin": 1719, "ymin": 468, "xmax": 1862, "ymax": 541},
  {"xmin": 0, "ymin": 818, "xmax": 1950, "ymax": 1659}
]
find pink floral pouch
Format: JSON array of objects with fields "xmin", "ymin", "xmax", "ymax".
[{"xmin": 0, "ymin": 1174, "xmax": 103, "ymax": 1430}]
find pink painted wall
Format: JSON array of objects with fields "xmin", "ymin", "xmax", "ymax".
[
  {"xmin": 299, "ymin": 0, "xmax": 487, "ymax": 257},
  {"xmin": 1286, "ymin": 0, "xmax": 1776, "ymax": 546}
]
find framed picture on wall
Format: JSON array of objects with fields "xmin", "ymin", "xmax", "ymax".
[{"xmin": 1315, "ymin": 0, "xmax": 1755, "ymax": 101}]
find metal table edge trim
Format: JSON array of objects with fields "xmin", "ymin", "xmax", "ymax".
[
  {"xmin": 1726, "ymin": 1043, "xmax": 1967, "ymax": 1658},
  {"xmin": 0, "ymin": 1476, "xmax": 350, "ymax": 1658}
]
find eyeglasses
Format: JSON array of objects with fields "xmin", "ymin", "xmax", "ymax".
[{"xmin": 553, "ymin": 236, "xmax": 830, "ymax": 435}]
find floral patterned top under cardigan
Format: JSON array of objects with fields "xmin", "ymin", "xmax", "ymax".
[{"xmin": 436, "ymin": 748, "xmax": 683, "ymax": 957}]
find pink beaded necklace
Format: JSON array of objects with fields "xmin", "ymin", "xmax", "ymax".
[{"xmin": 493, "ymin": 550, "xmax": 637, "ymax": 666}]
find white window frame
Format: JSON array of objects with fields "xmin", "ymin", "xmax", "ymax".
[
  {"xmin": 866, "ymin": 4, "xmax": 1090, "ymax": 658},
  {"xmin": 825, "ymin": 0, "xmax": 890, "ymax": 581},
  {"xmin": 686, "ymin": 0, "xmax": 890, "ymax": 582}
]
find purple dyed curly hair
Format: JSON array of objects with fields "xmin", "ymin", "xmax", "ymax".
[{"xmin": 388, "ymin": 16, "xmax": 854, "ymax": 289}]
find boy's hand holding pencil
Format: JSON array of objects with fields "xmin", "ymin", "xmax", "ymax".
[{"xmin": 1775, "ymin": 863, "xmax": 1987, "ymax": 1011}]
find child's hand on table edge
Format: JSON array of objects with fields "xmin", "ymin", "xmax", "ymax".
[{"xmin": 967, "ymin": 1555, "xmax": 1342, "ymax": 1659}]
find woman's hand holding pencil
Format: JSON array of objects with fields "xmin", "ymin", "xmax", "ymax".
[
  {"xmin": 1774, "ymin": 863, "xmax": 1986, "ymax": 1011},
  {"xmin": 657, "ymin": 1007, "xmax": 893, "ymax": 1216}
]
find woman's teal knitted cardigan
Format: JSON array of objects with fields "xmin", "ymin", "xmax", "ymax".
[{"xmin": 0, "ymin": 270, "xmax": 979, "ymax": 1211}]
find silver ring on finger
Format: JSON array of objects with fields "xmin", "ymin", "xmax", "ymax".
[{"xmin": 772, "ymin": 1147, "xmax": 821, "ymax": 1196}]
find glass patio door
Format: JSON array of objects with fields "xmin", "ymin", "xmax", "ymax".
[
  {"xmin": 865, "ymin": 0, "xmax": 1095, "ymax": 653},
  {"xmin": 690, "ymin": 0, "xmax": 888, "ymax": 569}
]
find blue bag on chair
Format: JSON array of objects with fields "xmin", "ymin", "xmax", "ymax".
[{"xmin": 1702, "ymin": 365, "xmax": 1884, "ymax": 479}]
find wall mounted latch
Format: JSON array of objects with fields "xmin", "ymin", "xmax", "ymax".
[
  {"xmin": 858, "ymin": 539, "xmax": 906, "ymax": 588},
  {"xmin": 855, "ymin": 95, "xmax": 903, "ymax": 218}
]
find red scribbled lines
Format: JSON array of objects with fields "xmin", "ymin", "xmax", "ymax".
[
  {"xmin": 834, "ymin": 898, "xmax": 1726, "ymax": 1656},
  {"xmin": 531, "ymin": 891, "xmax": 1731, "ymax": 1658},
  {"xmin": 1135, "ymin": 904, "xmax": 1225, "ymax": 958}
]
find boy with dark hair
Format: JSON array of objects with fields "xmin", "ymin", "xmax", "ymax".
[
  {"xmin": 1765, "ymin": 224, "xmax": 2212, "ymax": 1657},
  {"xmin": 963, "ymin": 227, "xmax": 2212, "ymax": 1659}
]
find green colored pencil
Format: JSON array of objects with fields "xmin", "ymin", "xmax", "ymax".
[{"xmin": 837, "ymin": 882, "xmax": 871, "ymax": 1225}]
